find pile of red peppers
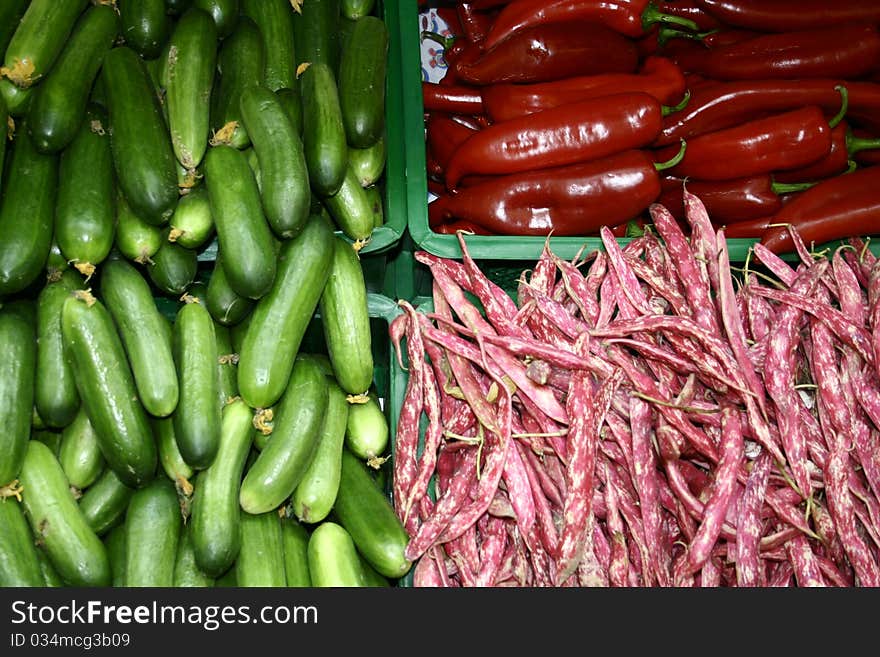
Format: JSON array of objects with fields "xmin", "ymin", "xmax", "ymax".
[{"xmin": 421, "ymin": 0, "xmax": 880, "ymax": 253}]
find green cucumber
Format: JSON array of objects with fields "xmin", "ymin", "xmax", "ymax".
[
  {"xmin": 345, "ymin": 391, "xmax": 389, "ymax": 462},
  {"xmin": 204, "ymin": 144, "xmax": 277, "ymax": 300},
  {"xmin": 239, "ymin": 354, "xmax": 329, "ymax": 514},
  {"xmin": 37, "ymin": 548, "xmax": 66, "ymax": 587},
  {"xmin": 46, "ymin": 238, "xmax": 70, "ymax": 282},
  {"xmin": 338, "ymin": 15, "xmax": 388, "ymax": 149},
  {"xmin": 237, "ymin": 213, "xmax": 333, "ymax": 409},
  {"xmin": 300, "ymin": 61, "xmax": 347, "ymax": 197},
  {"xmin": 322, "ymin": 158, "xmax": 376, "ymax": 243},
  {"xmin": 174, "ymin": 522, "xmax": 215, "ymax": 587},
  {"xmin": 59, "ymin": 408, "xmax": 105, "ymax": 490},
  {"xmin": 0, "ymin": 1, "xmax": 30, "ymax": 61},
  {"xmin": 146, "ymin": 232, "xmax": 198, "ymax": 296},
  {"xmin": 0, "ymin": 0, "xmax": 89, "ymax": 89},
  {"xmin": 165, "ymin": 0, "xmax": 195, "ymax": 16},
  {"xmin": 214, "ymin": 563, "xmax": 236, "ymax": 587},
  {"xmin": 0, "ymin": 94, "xmax": 5, "ymax": 189},
  {"xmin": 334, "ymin": 447, "xmax": 411, "ymax": 579},
  {"xmin": 366, "ymin": 184, "xmax": 384, "ymax": 228},
  {"xmin": 27, "ymin": 4, "xmax": 119, "ymax": 154},
  {"xmin": 341, "ymin": 0, "xmax": 375, "ymax": 20},
  {"xmin": 307, "ymin": 521, "xmax": 367, "ymax": 587},
  {"xmin": 101, "ymin": 256, "xmax": 180, "ymax": 418},
  {"xmin": 236, "ymin": 509, "xmax": 286, "ymax": 587},
  {"xmin": 206, "ymin": 251, "xmax": 255, "ymax": 327},
  {"xmin": 0, "ymin": 123, "xmax": 58, "ymax": 296},
  {"xmin": 78, "ymin": 467, "xmax": 135, "ymax": 538},
  {"xmin": 172, "ymin": 297, "xmax": 222, "ymax": 470},
  {"xmin": 190, "ymin": 398, "xmax": 253, "ymax": 577},
  {"xmin": 102, "ymin": 45, "xmax": 179, "ymax": 225},
  {"xmin": 61, "ymin": 289, "xmax": 157, "ymax": 489},
  {"xmin": 0, "ymin": 301, "xmax": 36, "ymax": 488},
  {"xmin": 210, "ymin": 15, "xmax": 264, "ymax": 150},
  {"xmin": 104, "ymin": 522, "xmax": 127, "ymax": 587},
  {"xmin": 165, "ymin": 7, "xmax": 218, "ymax": 171},
  {"xmin": 35, "ymin": 269, "xmax": 83, "ymax": 429},
  {"xmin": 0, "ymin": 79, "xmax": 32, "ymax": 117},
  {"xmin": 118, "ymin": 0, "xmax": 171, "ymax": 60},
  {"xmin": 55, "ymin": 104, "xmax": 116, "ymax": 278},
  {"xmin": 290, "ymin": 379, "xmax": 349, "ymax": 524},
  {"xmin": 168, "ymin": 185, "xmax": 214, "ymax": 250},
  {"xmin": 319, "ymin": 236, "xmax": 374, "ymax": 395},
  {"xmin": 115, "ymin": 192, "xmax": 164, "ymax": 265},
  {"xmin": 239, "ymin": 84, "xmax": 311, "ymax": 239},
  {"xmin": 275, "ymin": 86, "xmax": 302, "ymax": 136},
  {"xmin": 0, "ymin": 496, "xmax": 45, "ymax": 587},
  {"xmin": 153, "ymin": 416, "xmax": 195, "ymax": 496},
  {"xmin": 240, "ymin": 0, "xmax": 296, "ymax": 92},
  {"xmin": 18, "ymin": 440, "xmax": 111, "ymax": 586},
  {"xmin": 280, "ymin": 516, "xmax": 312, "ymax": 586},
  {"xmin": 292, "ymin": 0, "xmax": 341, "ymax": 74},
  {"xmin": 349, "ymin": 135, "xmax": 386, "ymax": 188},
  {"xmin": 358, "ymin": 552, "xmax": 391, "ymax": 587},
  {"xmin": 194, "ymin": 0, "xmax": 240, "ymax": 39},
  {"xmin": 32, "ymin": 429, "xmax": 63, "ymax": 457},
  {"xmin": 215, "ymin": 322, "xmax": 239, "ymax": 406},
  {"xmin": 124, "ymin": 476, "xmax": 182, "ymax": 587}
]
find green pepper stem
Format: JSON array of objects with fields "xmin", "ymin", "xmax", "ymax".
[
  {"xmin": 643, "ymin": 1, "xmax": 701, "ymax": 34},
  {"xmin": 654, "ymin": 139, "xmax": 687, "ymax": 171},
  {"xmin": 829, "ymin": 85, "xmax": 849, "ymax": 129},
  {"xmin": 771, "ymin": 179, "xmax": 816, "ymax": 195},
  {"xmin": 661, "ymin": 89, "xmax": 691, "ymax": 117},
  {"xmin": 846, "ymin": 127, "xmax": 880, "ymax": 155},
  {"xmin": 657, "ymin": 26, "xmax": 716, "ymax": 46}
]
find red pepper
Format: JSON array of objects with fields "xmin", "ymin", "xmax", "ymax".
[
  {"xmin": 466, "ymin": 0, "xmax": 511, "ymax": 9},
  {"xmin": 657, "ymin": 0, "xmax": 723, "ymax": 30},
  {"xmin": 430, "ymin": 147, "xmax": 685, "ymax": 237},
  {"xmin": 454, "ymin": 20, "xmax": 640, "ymax": 86},
  {"xmin": 694, "ymin": 0, "xmax": 880, "ymax": 32},
  {"xmin": 759, "ymin": 165, "xmax": 880, "ymax": 254},
  {"xmin": 456, "ymin": 3, "xmax": 495, "ymax": 45},
  {"xmin": 444, "ymin": 91, "xmax": 667, "ymax": 190},
  {"xmin": 483, "ymin": 0, "xmax": 700, "ymax": 50},
  {"xmin": 422, "ymin": 81, "xmax": 485, "ymax": 115},
  {"xmin": 653, "ymin": 105, "xmax": 835, "ymax": 182},
  {"xmin": 426, "ymin": 113, "xmax": 481, "ymax": 175},
  {"xmin": 435, "ymin": 7, "xmax": 463, "ymax": 36},
  {"xmin": 660, "ymin": 25, "xmax": 761, "ymax": 49},
  {"xmin": 434, "ymin": 219, "xmax": 495, "ymax": 236},
  {"xmin": 481, "ymin": 55, "xmax": 687, "ymax": 123},
  {"xmin": 682, "ymin": 23, "xmax": 880, "ymax": 81},
  {"xmin": 854, "ymin": 128, "xmax": 880, "ymax": 166},
  {"xmin": 420, "ymin": 31, "xmax": 480, "ymax": 86},
  {"xmin": 773, "ymin": 122, "xmax": 880, "ymax": 184}
]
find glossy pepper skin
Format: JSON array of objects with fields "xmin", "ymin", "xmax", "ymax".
[
  {"xmin": 655, "ymin": 105, "xmax": 833, "ymax": 181},
  {"xmin": 444, "ymin": 91, "xmax": 665, "ymax": 190},
  {"xmin": 481, "ymin": 55, "xmax": 686, "ymax": 123},
  {"xmin": 456, "ymin": 3, "xmax": 495, "ymax": 45},
  {"xmin": 695, "ymin": 0, "xmax": 880, "ymax": 32},
  {"xmin": 657, "ymin": 0, "xmax": 722, "ymax": 30},
  {"xmin": 773, "ymin": 122, "xmax": 880, "ymax": 184},
  {"xmin": 426, "ymin": 113, "xmax": 480, "ymax": 174},
  {"xmin": 422, "ymin": 81, "xmax": 485, "ymax": 115},
  {"xmin": 454, "ymin": 20, "xmax": 640, "ymax": 86},
  {"xmin": 430, "ymin": 149, "xmax": 666, "ymax": 237}
]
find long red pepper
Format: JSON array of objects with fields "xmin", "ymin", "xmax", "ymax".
[
  {"xmin": 657, "ymin": 0, "xmax": 723, "ymax": 30},
  {"xmin": 444, "ymin": 91, "xmax": 667, "ymax": 190},
  {"xmin": 773, "ymin": 122, "xmax": 880, "ymax": 184},
  {"xmin": 481, "ymin": 55, "xmax": 687, "ymax": 123},
  {"xmin": 454, "ymin": 20, "xmax": 640, "ymax": 86},
  {"xmin": 483, "ymin": 0, "xmax": 700, "ymax": 50},
  {"xmin": 695, "ymin": 0, "xmax": 880, "ymax": 32},
  {"xmin": 456, "ymin": 2, "xmax": 495, "ymax": 45},
  {"xmin": 426, "ymin": 113, "xmax": 480, "ymax": 174},
  {"xmin": 422, "ymin": 81, "xmax": 484, "ymax": 115}
]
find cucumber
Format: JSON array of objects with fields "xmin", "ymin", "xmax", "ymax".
[
  {"xmin": 37, "ymin": 548, "xmax": 67, "ymax": 587},
  {"xmin": 115, "ymin": 191, "xmax": 164, "ymax": 265},
  {"xmin": 168, "ymin": 185, "xmax": 214, "ymax": 250},
  {"xmin": 345, "ymin": 391, "xmax": 389, "ymax": 462},
  {"xmin": 27, "ymin": 4, "xmax": 119, "ymax": 154},
  {"xmin": 0, "ymin": 301, "xmax": 36, "ymax": 488},
  {"xmin": 32, "ymin": 428, "xmax": 63, "ymax": 456},
  {"xmin": 341, "ymin": 0, "xmax": 375, "ymax": 20},
  {"xmin": 236, "ymin": 510, "xmax": 286, "ymax": 587},
  {"xmin": 46, "ymin": 238, "xmax": 70, "ymax": 282},
  {"xmin": 322, "ymin": 156, "xmax": 377, "ymax": 243},
  {"xmin": 334, "ymin": 447, "xmax": 411, "ymax": 579},
  {"xmin": 230, "ymin": 310, "xmax": 253, "ymax": 354},
  {"xmin": 214, "ymin": 563, "xmax": 236, "ymax": 587},
  {"xmin": 0, "ymin": 124, "xmax": 57, "ymax": 296},
  {"xmin": 366, "ymin": 184, "xmax": 384, "ymax": 228},
  {"xmin": 104, "ymin": 522, "xmax": 127, "ymax": 587},
  {"xmin": 240, "ymin": 0, "xmax": 296, "ymax": 92},
  {"xmin": 359, "ymin": 552, "xmax": 391, "ymax": 587},
  {"xmin": 307, "ymin": 521, "xmax": 367, "ymax": 587},
  {"xmin": 165, "ymin": 8, "xmax": 218, "ymax": 171},
  {"xmin": 204, "ymin": 144, "xmax": 277, "ymax": 300},
  {"xmin": 0, "ymin": 94, "xmax": 5, "ymax": 189},
  {"xmin": 320, "ymin": 236, "xmax": 374, "ymax": 394},
  {"xmin": 338, "ymin": 15, "xmax": 388, "ymax": 149},
  {"xmin": 165, "ymin": 0, "xmax": 195, "ymax": 16},
  {"xmin": 18, "ymin": 440, "xmax": 111, "ymax": 586},
  {"xmin": 118, "ymin": 0, "xmax": 171, "ymax": 59},
  {"xmin": 124, "ymin": 476, "xmax": 182, "ymax": 587},
  {"xmin": 215, "ymin": 323, "xmax": 239, "ymax": 406},
  {"xmin": 35, "ymin": 269, "xmax": 83, "ymax": 429},
  {"xmin": 280, "ymin": 516, "xmax": 312, "ymax": 586},
  {"xmin": 0, "ymin": 496, "xmax": 45, "ymax": 587},
  {"xmin": 0, "ymin": 0, "xmax": 30, "ymax": 61},
  {"xmin": 190, "ymin": 398, "xmax": 253, "ymax": 577},
  {"xmin": 194, "ymin": 0, "xmax": 240, "ymax": 39},
  {"xmin": 59, "ymin": 408, "xmax": 105, "ymax": 490},
  {"xmin": 146, "ymin": 232, "xmax": 198, "ymax": 295},
  {"xmin": 237, "ymin": 213, "xmax": 333, "ymax": 409},
  {"xmin": 275, "ymin": 85, "xmax": 302, "ymax": 136},
  {"xmin": 153, "ymin": 416, "xmax": 195, "ymax": 496},
  {"xmin": 349, "ymin": 135, "xmax": 386, "ymax": 188},
  {"xmin": 210, "ymin": 15, "xmax": 264, "ymax": 150},
  {"xmin": 102, "ymin": 45, "xmax": 179, "ymax": 225},
  {"xmin": 0, "ymin": 0, "xmax": 89, "ymax": 89},
  {"xmin": 0, "ymin": 79, "xmax": 32, "ymax": 117},
  {"xmin": 292, "ymin": 0, "xmax": 341, "ymax": 75},
  {"xmin": 300, "ymin": 61, "xmax": 348, "ymax": 197},
  {"xmin": 206, "ymin": 251, "xmax": 255, "ymax": 327},
  {"xmin": 101, "ymin": 257, "xmax": 180, "ymax": 418},
  {"xmin": 78, "ymin": 467, "xmax": 135, "ymax": 537},
  {"xmin": 61, "ymin": 289, "xmax": 157, "ymax": 489},
  {"xmin": 240, "ymin": 84, "xmax": 311, "ymax": 239},
  {"xmin": 290, "ymin": 379, "xmax": 349, "ymax": 524},
  {"xmin": 174, "ymin": 522, "xmax": 215, "ymax": 587},
  {"xmin": 172, "ymin": 297, "xmax": 222, "ymax": 470},
  {"xmin": 55, "ymin": 104, "xmax": 116, "ymax": 278},
  {"xmin": 239, "ymin": 354, "xmax": 329, "ymax": 514}
]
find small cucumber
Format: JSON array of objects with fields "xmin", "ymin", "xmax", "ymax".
[
  {"xmin": 341, "ymin": 0, "xmax": 375, "ymax": 21},
  {"xmin": 239, "ymin": 354, "xmax": 329, "ymax": 514},
  {"xmin": 58, "ymin": 408, "xmax": 105, "ymax": 490},
  {"xmin": 172, "ymin": 297, "xmax": 222, "ymax": 470},
  {"xmin": 18, "ymin": 440, "xmax": 111, "ymax": 586},
  {"xmin": 190, "ymin": 398, "xmax": 253, "ymax": 577},
  {"xmin": 322, "ymin": 161, "xmax": 376, "ymax": 243},
  {"xmin": 101, "ymin": 257, "xmax": 180, "ymax": 418},
  {"xmin": 118, "ymin": 0, "xmax": 172, "ymax": 60},
  {"xmin": 78, "ymin": 467, "xmax": 135, "ymax": 538},
  {"xmin": 46, "ymin": 237, "xmax": 70, "ymax": 282},
  {"xmin": 37, "ymin": 548, "xmax": 66, "ymax": 587},
  {"xmin": 0, "ymin": 0, "xmax": 30, "ymax": 62},
  {"xmin": 300, "ymin": 61, "xmax": 348, "ymax": 197},
  {"xmin": 280, "ymin": 516, "xmax": 312, "ymax": 586},
  {"xmin": 194, "ymin": 0, "xmax": 240, "ymax": 39},
  {"xmin": 240, "ymin": 0, "xmax": 296, "ymax": 92},
  {"xmin": 215, "ymin": 323, "xmax": 239, "ymax": 407},
  {"xmin": 174, "ymin": 522, "xmax": 215, "ymax": 587},
  {"xmin": 165, "ymin": 0, "xmax": 195, "ymax": 16},
  {"xmin": 0, "ymin": 301, "xmax": 36, "ymax": 488},
  {"xmin": 115, "ymin": 192, "xmax": 164, "ymax": 265},
  {"xmin": 349, "ymin": 135, "xmax": 386, "ymax": 188},
  {"xmin": 32, "ymin": 428, "xmax": 63, "ymax": 457},
  {"xmin": 275, "ymin": 86, "xmax": 302, "ymax": 136},
  {"xmin": 236, "ymin": 510, "xmax": 286, "ymax": 587},
  {"xmin": 61, "ymin": 289, "xmax": 157, "ymax": 489},
  {"xmin": 359, "ymin": 552, "xmax": 391, "ymax": 587},
  {"xmin": 0, "ymin": 495, "xmax": 45, "ymax": 587},
  {"xmin": 230, "ymin": 311, "xmax": 253, "ymax": 354},
  {"xmin": 146, "ymin": 232, "xmax": 198, "ymax": 296},
  {"xmin": 307, "ymin": 521, "xmax": 367, "ymax": 587},
  {"xmin": 206, "ymin": 251, "xmax": 255, "ymax": 327},
  {"xmin": 168, "ymin": 185, "xmax": 214, "ymax": 250},
  {"xmin": 124, "ymin": 476, "xmax": 183, "ymax": 587},
  {"xmin": 153, "ymin": 416, "xmax": 195, "ymax": 497},
  {"xmin": 104, "ymin": 522, "xmax": 127, "ymax": 587},
  {"xmin": 337, "ymin": 15, "xmax": 388, "ymax": 149},
  {"xmin": 292, "ymin": 0, "xmax": 341, "ymax": 75},
  {"xmin": 345, "ymin": 391, "xmax": 389, "ymax": 462},
  {"xmin": 0, "ymin": 79, "xmax": 32, "ymax": 117},
  {"xmin": 366, "ymin": 184, "xmax": 384, "ymax": 228}
]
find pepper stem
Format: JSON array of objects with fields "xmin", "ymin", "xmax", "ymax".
[
  {"xmin": 829, "ymin": 85, "xmax": 849, "ymax": 129},
  {"xmin": 661, "ymin": 89, "xmax": 691, "ymax": 116},
  {"xmin": 846, "ymin": 127, "xmax": 880, "ymax": 156},
  {"xmin": 654, "ymin": 139, "xmax": 687, "ymax": 171},
  {"xmin": 420, "ymin": 30, "xmax": 455, "ymax": 51},
  {"xmin": 657, "ymin": 26, "xmax": 715, "ymax": 46},
  {"xmin": 643, "ymin": 1, "xmax": 701, "ymax": 34},
  {"xmin": 770, "ymin": 179, "xmax": 816, "ymax": 195}
]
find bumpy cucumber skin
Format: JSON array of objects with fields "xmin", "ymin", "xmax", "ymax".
[
  {"xmin": 280, "ymin": 517, "xmax": 312, "ymax": 587},
  {"xmin": 78, "ymin": 467, "xmax": 135, "ymax": 538},
  {"xmin": 322, "ymin": 162, "xmax": 376, "ymax": 242},
  {"xmin": 236, "ymin": 510, "xmax": 287, "ymax": 587},
  {"xmin": 0, "ymin": 495, "xmax": 45, "ymax": 587},
  {"xmin": 300, "ymin": 61, "xmax": 348, "ymax": 197},
  {"xmin": 292, "ymin": 0, "xmax": 341, "ymax": 75},
  {"xmin": 307, "ymin": 521, "xmax": 367, "ymax": 587},
  {"xmin": 0, "ymin": 301, "xmax": 36, "ymax": 487},
  {"xmin": 174, "ymin": 522, "xmax": 215, "ymax": 587},
  {"xmin": 114, "ymin": 192, "xmax": 164, "ymax": 265},
  {"xmin": 169, "ymin": 185, "xmax": 215, "ymax": 250},
  {"xmin": 349, "ymin": 136, "xmax": 386, "ymax": 188},
  {"xmin": 338, "ymin": 15, "xmax": 388, "ymax": 149},
  {"xmin": 58, "ymin": 407, "xmax": 105, "ymax": 490},
  {"xmin": 147, "ymin": 233, "xmax": 198, "ymax": 296},
  {"xmin": 124, "ymin": 477, "xmax": 182, "ymax": 587},
  {"xmin": 153, "ymin": 416, "xmax": 195, "ymax": 494},
  {"xmin": 345, "ymin": 393, "xmax": 389, "ymax": 461},
  {"xmin": 240, "ymin": 0, "xmax": 296, "ymax": 92},
  {"xmin": 118, "ymin": 0, "xmax": 171, "ymax": 60}
]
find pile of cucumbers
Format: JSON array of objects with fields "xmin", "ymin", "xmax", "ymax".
[{"xmin": 0, "ymin": 0, "xmax": 410, "ymax": 588}]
